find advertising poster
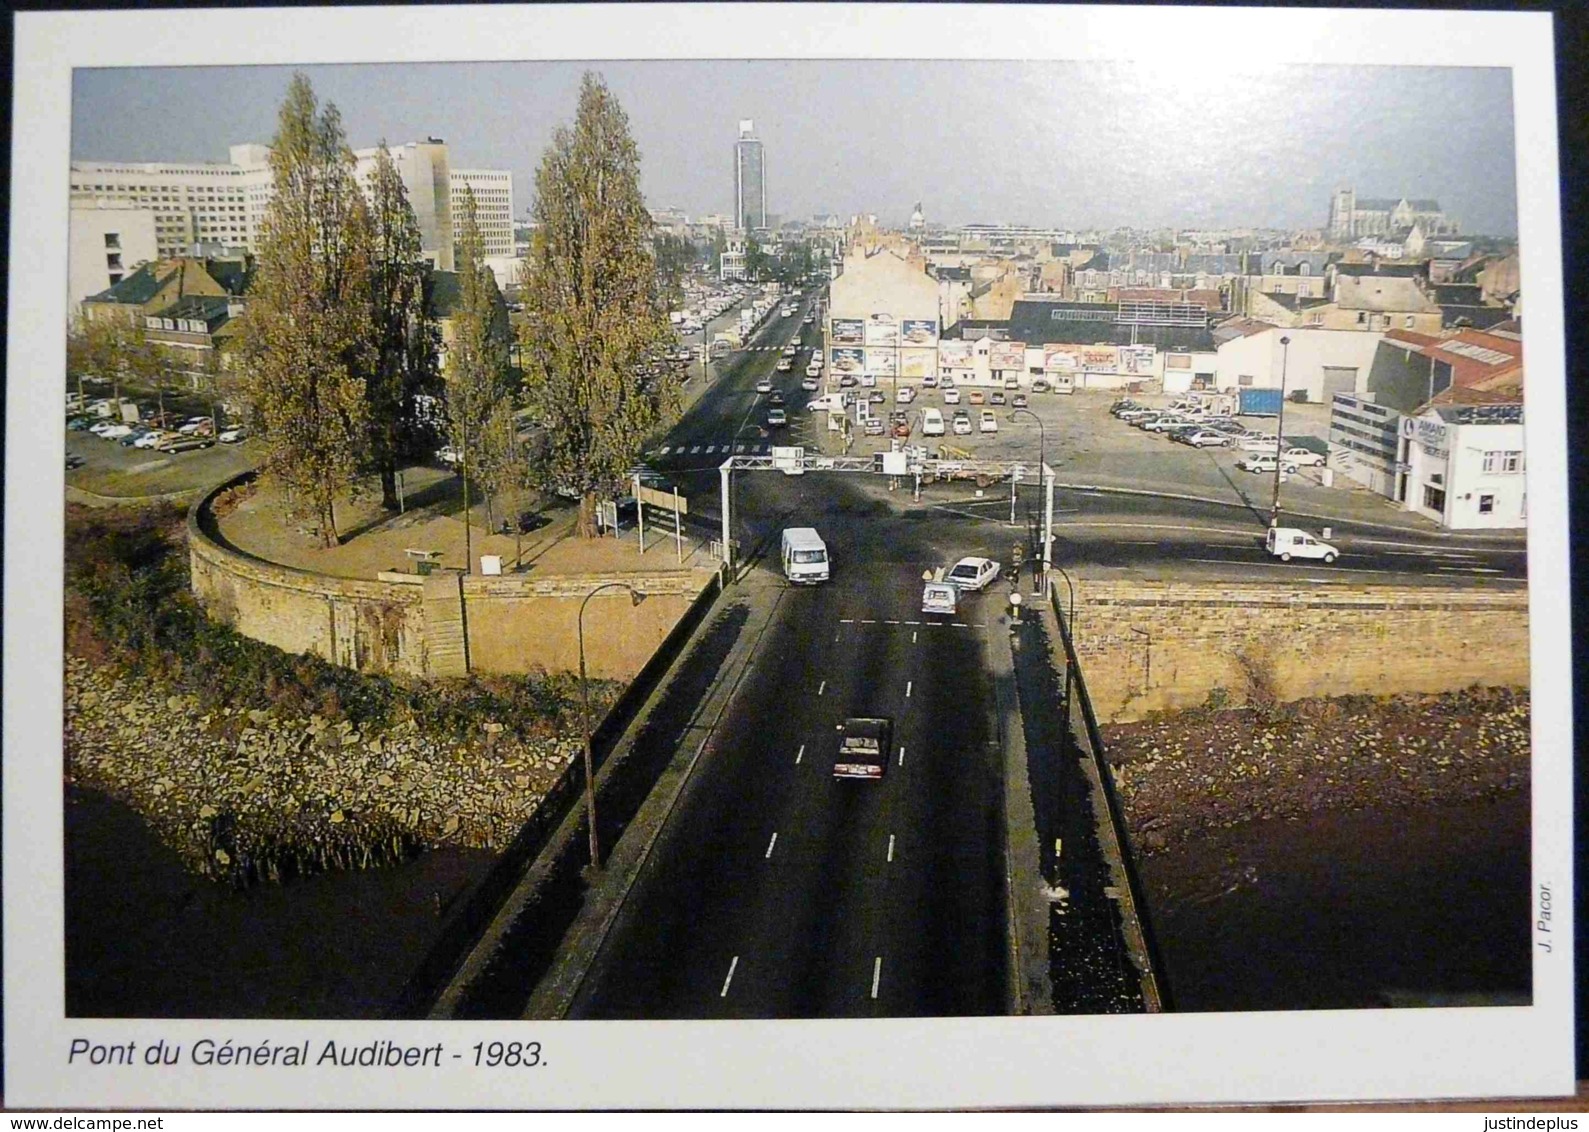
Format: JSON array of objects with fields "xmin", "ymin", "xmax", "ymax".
[
  {"xmin": 864, "ymin": 313, "xmax": 899, "ymax": 346},
  {"xmin": 900, "ymin": 348, "xmax": 936, "ymax": 378},
  {"xmin": 902, "ymin": 318, "xmax": 938, "ymax": 346},
  {"xmin": 1120, "ymin": 345, "xmax": 1156, "ymax": 374},
  {"xmin": 1081, "ymin": 345, "xmax": 1119, "ymax": 371},
  {"xmin": 830, "ymin": 318, "xmax": 863, "ymax": 345},
  {"xmin": 1043, "ymin": 345, "xmax": 1080, "ymax": 371},
  {"xmin": 990, "ymin": 341, "xmax": 1025, "ymax": 370},
  {"xmin": 864, "ymin": 347, "xmax": 897, "ymax": 376},
  {"xmin": 937, "ymin": 339, "xmax": 974, "ymax": 369},
  {"xmin": 831, "ymin": 346, "xmax": 864, "ymax": 374}
]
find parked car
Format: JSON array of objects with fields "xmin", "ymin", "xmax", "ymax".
[
  {"xmin": 66, "ymin": 416, "xmax": 92, "ymax": 431},
  {"xmin": 891, "ymin": 412, "xmax": 912, "ymax": 438},
  {"xmin": 1240, "ymin": 434, "xmax": 1281, "ymax": 452},
  {"xmin": 979, "ymin": 409, "xmax": 998, "ymax": 433},
  {"xmin": 87, "ymin": 420, "xmax": 117, "ymax": 436},
  {"xmin": 438, "ymin": 445, "xmax": 463, "ymax": 466},
  {"xmin": 118, "ymin": 427, "xmax": 153, "ymax": 447},
  {"xmin": 921, "ymin": 580, "xmax": 958, "ymax": 617},
  {"xmin": 801, "ymin": 376, "xmax": 820, "ymax": 391},
  {"xmin": 1141, "ymin": 415, "xmax": 1192, "ymax": 433},
  {"xmin": 1003, "ymin": 375, "xmax": 1019, "ymax": 390},
  {"xmin": 967, "ymin": 390, "xmax": 986, "ymax": 405},
  {"xmin": 896, "ymin": 386, "xmax": 916, "ymax": 404},
  {"xmin": 218, "ymin": 427, "xmax": 248, "ymax": 444},
  {"xmin": 99, "ymin": 423, "xmax": 133, "ymax": 440},
  {"xmin": 1266, "ymin": 526, "xmax": 1339, "ymax": 564},
  {"xmin": 156, "ymin": 433, "xmax": 213, "ymax": 453},
  {"xmin": 942, "ymin": 387, "xmax": 962, "ymax": 405},
  {"xmin": 922, "ymin": 374, "xmax": 939, "ymax": 388},
  {"xmin": 839, "ymin": 374, "xmax": 858, "ymax": 388},
  {"xmin": 134, "ymin": 429, "xmax": 169, "ymax": 449},
  {"xmin": 952, "ymin": 411, "xmax": 973, "ymax": 435},
  {"xmin": 1110, "ymin": 398, "xmax": 1143, "ymax": 416},
  {"xmin": 989, "ymin": 391, "xmax": 1006, "ymax": 406},
  {"xmin": 1282, "ymin": 446, "xmax": 1326, "ymax": 467},
  {"xmin": 1238, "ymin": 452, "xmax": 1300, "ymax": 474},
  {"xmin": 1116, "ymin": 407, "xmax": 1159, "ymax": 422},
  {"xmin": 946, "ymin": 556, "xmax": 1001, "ymax": 591},
  {"xmin": 1032, "ymin": 379, "xmax": 1050, "ymax": 393},
  {"xmin": 863, "ymin": 416, "xmax": 885, "ymax": 436},
  {"xmin": 1178, "ymin": 429, "xmax": 1233, "ymax": 448},
  {"xmin": 1012, "ymin": 394, "xmax": 1028, "ymax": 409},
  {"xmin": 921, "ymin": 408, "xmax": 945, "ymax": 436},
  {"xmin": 782, "ymin": 345, "xmax": 797, "ymax": 357},
  {"xmin": 65, "ymin": 453, "xmax": 86, "ymax": 470},
  {"xmin": 868, "ymin": 389, "xmax": 886, "ymax": 404}
]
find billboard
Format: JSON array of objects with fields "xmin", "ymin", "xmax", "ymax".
[
  {"xmin": 832, "ymin": 347, "xmax": 864, "ymax": 374},
  {"xmin": 865, "ymin": 347, "xmax": 897, "ymax": 376},
  {"xmin": 938, "ymin": 340, "xmax": 974, "ymax": 369},
  {"xmin": 902, "ymin": 318, "xmax": 938, "ymax": 346},
  {"xmin": 900, "ymin": 349, "xmax": 936, "ymax": 378},
  {"xmin": 1120, "ymin": 345, "xmax": 1157, "ymax": 375},
  {"xmin": 990, "ymin": 341, "xmax": 1025, "ymax": 370},
  {"xmin": 1080, "ymin": 346, "xmax": 1119, "ymax": 372},
  {"xmin": 831, "ymin": 318, "xmax": 864, "ymax": 345},
  {"xmin": 864, "ymin": 313, "xmax": 899, "ymax": 346},
  {"xmin": 1043, "ymin": 345, "xmax": 1079, "ymax": 371}
]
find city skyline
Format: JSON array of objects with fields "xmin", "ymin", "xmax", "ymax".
[{"xmin": 71, "ymin": 60, "xmax": 1518, "ymax": 236}]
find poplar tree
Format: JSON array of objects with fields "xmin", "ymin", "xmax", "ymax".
[
  {"xmin": 520, "ymin": 71, "xmax": 678, "ymax": 538},
  {"xmin": 365, "ymin": 142, "xmax": 440, "ymax": 510},
  {"xmin": 238, "ymin": 73, "xmax": 373, "ymax": 547},
  {"xmin": 444, "ymin": 185, "xmax": 516, "ymax": 540}
]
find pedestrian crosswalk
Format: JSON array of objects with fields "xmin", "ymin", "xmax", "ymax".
[
  {"xmin": 745, "ymin": 343, "xmax": 817, "ymax": 352},
  {"xmin": 647, "ymin": 440, "xmax": 786, "ymax": 462}
]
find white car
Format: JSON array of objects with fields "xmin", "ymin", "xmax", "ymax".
[
  {"xmin": 1282, "ymin": 446, "xmax": 1326, "ymax": 467},
  {"xmin": 921, "ymin": 408, "xmax": 945, "ymax": 436},
  {"xmin": 782, "ymin": 345, "xmax": 797, "ymax": 358},
  {"xmin": 922, "ymin": 374, "xmax": 939, "ymax": 388},
  {"xmin": 438, "ymin": 445, "xmax": 463, "ymax": 467},
  {"xmin": 218, "ymin": 427, "xmax": 248, "ymax": 444},
  {"xmin": 952, "ymin": 411, "xmax": 973, "ymax": 435},
  {"xmin": 755, "ymin": 378, "xmax": 774, "ymax": 394},
  {"xmin": 942, "ymin": 387, "xmax": 962, "ymax": 405},
  {"xmin": 1238, "ymin": 452, "xmax": 1300, "ymax": 474},
  {"xmin": 946, "ymin": 556, "xmax": 1001, "ymax": 591},
  {"xmin": 87, "ymin": 420, "xmax": 118, "ymax": 436},
  {"xmin": 99, "ymin": 423, "xmax": 133, "ymax": 440},
  {"xmin": 896, "ymin": 386, "xmax": 916, "ymax": 404},
  {"xmin": 766, "ymin": 407, "xmax": 787, "ymax": 428},
  {"xmin": 1267, "ymin": 526, "xmax": 1339, "ymax": 564},
  {"xmin": 1179, "ymin": 429, "xmax": 1231, "ymax": 448},
  {"xmin": 1240, "ymin": 434, "xmax": 1281, "ymax": 452},
  {"xmin": 801, "ymin": 376, "xmax": 820, "ymax": 391},
  {"xmin": 134, "ymin": 430, "xmax": 169, "ymax": 449},
  {"xmin": 776, "ymin": 359, "xmax": 793, "ymax": 372},
  {"xmin": 979, "ymin": 409, "xmax": 998, "ymax": 433}
]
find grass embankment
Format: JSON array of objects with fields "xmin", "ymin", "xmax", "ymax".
[{"xmin": 64, "ymin": 503, "xmax": 616, "ymax": 886}]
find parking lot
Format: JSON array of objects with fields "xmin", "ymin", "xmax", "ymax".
[{"xmin": 65, "ymin": 384, "xmax": 257, "ymax": 498}]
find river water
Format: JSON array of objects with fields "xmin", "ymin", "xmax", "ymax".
[{"xmin": 1136, "ymin": 790, "xmax": 1531, "ymax": 1013}]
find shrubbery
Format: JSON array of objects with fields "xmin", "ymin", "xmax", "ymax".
[{"xmin": 65, "ymin": 502, "xmax": 609, "ymax": 742}]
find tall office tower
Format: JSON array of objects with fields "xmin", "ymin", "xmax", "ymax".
[{"xmin": 734, "ymin": 119, "xmax": 767, "ymax": 232}]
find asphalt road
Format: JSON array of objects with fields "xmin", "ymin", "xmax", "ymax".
[{"xmin": 571, "ymin": 555, "xmax": 1009, "ymax": 1019}]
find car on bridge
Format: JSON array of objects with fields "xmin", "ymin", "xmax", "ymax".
[
  {"xmin": 833, "ymin": 717, "xmax": 891, "ymax": 780},
  {"xmin": 946, "ymin": 556, "xmax": 1000, "ymax": 591}
]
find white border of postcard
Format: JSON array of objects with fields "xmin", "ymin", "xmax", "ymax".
[{"xmin": 6, "ymin": 2, "xmax": 1573, "ymax": 1110}]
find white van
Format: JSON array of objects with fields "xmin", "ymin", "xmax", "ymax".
[
  {"xmin": 921, "ymin": 408, "xmax": 945, "ymax": 436},
  {"xmin": 781, "ymin": 527, "xmax": 831, "ymax": 584},
  {"xmin": 1266, "ymin": 526, "xmax": 1339, "ymax": 564}
]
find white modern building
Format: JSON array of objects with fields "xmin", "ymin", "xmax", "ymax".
[
  {"xmin": 449, "ymin": 168, "xmax": 515, "ymax": 258},
  {"xmin": 1400, "ymin": 404, "xmax": 1526, "ymax": 529},
  {"xmin": 71, "ymin": 139, "xmax": 514, "ymax": 276},
  {"xmin": 1213, "ymin": 324, "xmax": 1382, "ymax": 402},
  {"xmin": 67, "ymin": 201, "xmax": 159, "ymax": 310}
]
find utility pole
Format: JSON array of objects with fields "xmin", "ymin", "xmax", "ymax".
[{"xmin": 1270, "ymin": 334, "xmax": 1291, "ymax": 529}]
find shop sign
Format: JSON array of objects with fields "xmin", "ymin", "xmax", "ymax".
[
  {"xmin": 832, "ymin": 347, "xmax": 864, "ymax": 373},
  {"xmin": 938, "ymin": 340, "xmax": 974, "ymax": 369},
  {"xmin": 1043, "ymin": 345, "xmax": 1079, "ymax": 371},
  {"xmin": 864, "ymin": 347, "xmax": 897, "ymax": 376},
  {"xmin": 990, "ymin": 341, "xmax": 1025, "ymax": 370},
  {"xmin": 1080, "ymin": 346, "xmax": 1118, "ymax": 371}
]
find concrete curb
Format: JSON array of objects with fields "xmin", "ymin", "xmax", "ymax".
[
  {"xmin": 520, "ymin": 580, "xmax": 787, "ymax": 1019},
  {"xmin": 985, "ymin": 602, "xmax": 1055, "ymax": 1017},
  {"xmin": 67, "ymin": 483, "xmax": 208, "ymax": 508}
]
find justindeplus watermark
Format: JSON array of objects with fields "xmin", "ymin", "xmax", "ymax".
[{"xmin": 1483, "ymin": 1121, "xmax": 1579, "ymax": 1131}]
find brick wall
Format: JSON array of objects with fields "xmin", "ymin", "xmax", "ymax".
[
  {"xmin": 188, "ymin": 479, "xmax": 717, "ymax": 681},
  {"xmin": 1071, "ymin": 580, "xmax": 1530, "ymax": 721}
]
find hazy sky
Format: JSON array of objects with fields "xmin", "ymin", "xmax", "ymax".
[{"xmin": 71, "ymin": 60, "xmax": 1518, "ymax": 235}]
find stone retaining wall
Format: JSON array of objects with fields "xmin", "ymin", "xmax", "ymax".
[
  {"xmin": 1071, "ymin": 580, "xmax": 1531, "ymax": 721},
  {"xmin": 188, "ymin": 476, "xmax": 718, "ymax": 680}
]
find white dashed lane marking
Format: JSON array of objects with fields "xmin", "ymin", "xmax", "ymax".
[
  {"xmin": 887, "ymin": 834, "xmax": 895, "ymax": 863},
  {"xmin": 765, "ymin": 832, "xmax": 778, "ymax": 860},
  {"xmin": 720, "ymin": 957, "xmax": 739, "ymax": 998},
  {"xmin": 817, "ymin": 680, "xmax": 826, "ymax": 696},
  {"xmin": 905, "ymin": 681, "xmax": 913, "ymax": 698},
  {"xmin": 898, "ymin": 746, "xmax": 905, "ymax": 767},
  {"xmin": 871, "ymin": 957, "xmax": 883, "ymax": 999},
  {"xmin": 795, "ymin": 744, "xmax": 805, "ymax": 765}
]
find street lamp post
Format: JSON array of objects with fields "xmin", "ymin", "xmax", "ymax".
[
  {"xmin": 1270, "ymin": 334, "xmax": 1291, "ymax": 529},
  {"xmin": 576, "ymin": 581, "xmax": 646, "ymax": 873},
  {"xmin": 1010, "ymin": 407, "xmax": 1047, "ymax": 582}
]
